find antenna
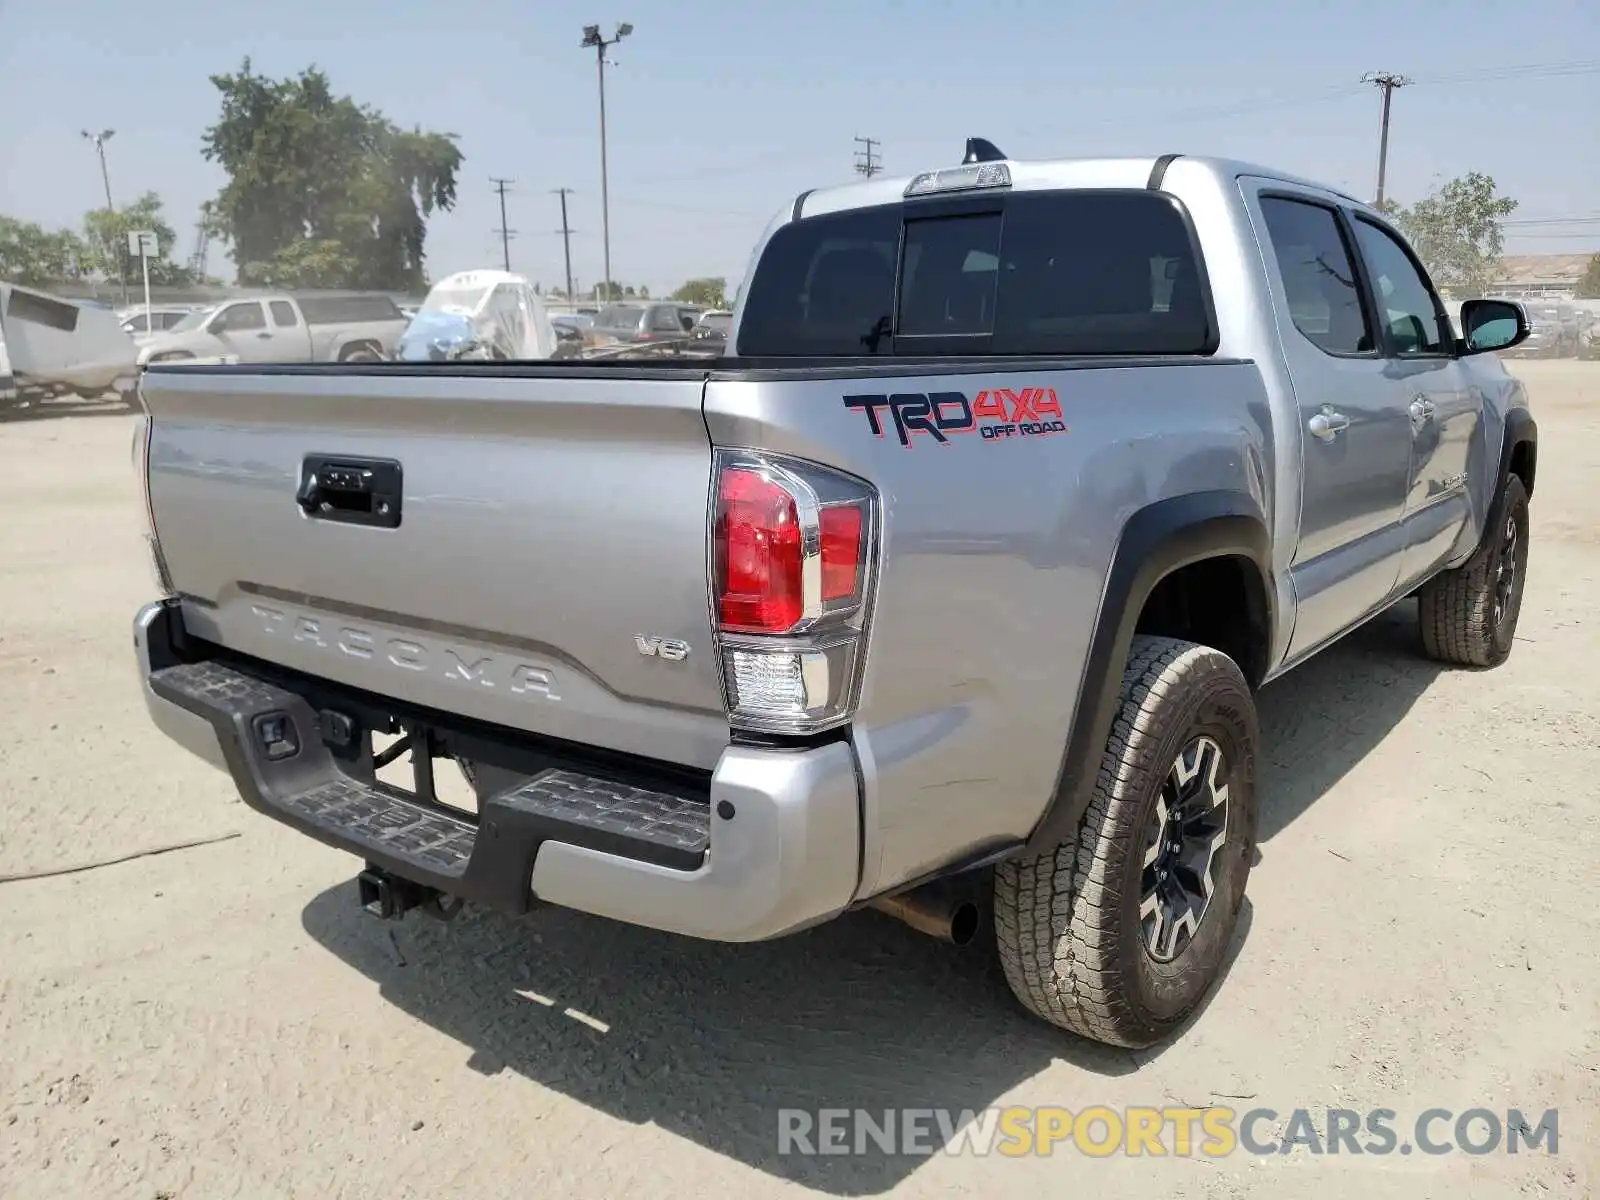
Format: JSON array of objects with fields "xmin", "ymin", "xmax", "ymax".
[{"xmin": 963, "ymin": 138, "xmax": 1007, "ymax": 164}]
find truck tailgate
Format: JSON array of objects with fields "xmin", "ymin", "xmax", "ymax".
[{"xmin": 140, "ymin": 366, "xmax": 729, "ymax": 769}]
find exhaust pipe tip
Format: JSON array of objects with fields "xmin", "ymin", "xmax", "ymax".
[
  {"xmin": 869, "ymin": 881, "xmax": 984, "ymax": 947},
  {"xmin": 946, "ymin": 900, "xmax": 981, "ymax": 947}
]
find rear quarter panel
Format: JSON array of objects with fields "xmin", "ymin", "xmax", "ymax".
[{"xmin": 704, "ymin": 359, "xmax": 1273, "ymax": 895}]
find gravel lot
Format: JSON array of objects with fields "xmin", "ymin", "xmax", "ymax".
[{"xmin": 2, "ymin": 362, "xmax": 1596, "ymax": 1199}]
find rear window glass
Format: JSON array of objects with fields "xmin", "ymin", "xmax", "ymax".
[
  {"xmin": 596, "ymin": 305, "xmax": 645, "ymax": 328},
  {"xmin": 736, "ymin": 190, "xmax": 1213, "ymax": 357},
  {"xmin": 7, "ymin": 289, "xmax": 80, "ymax": 333}
]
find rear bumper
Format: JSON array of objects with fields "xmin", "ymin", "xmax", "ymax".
[{"xmin": 134, "ymin": 601, "xmax": 862, "ymax": 941}]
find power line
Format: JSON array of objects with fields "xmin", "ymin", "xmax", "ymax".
[
  {"xmin": 1419, "ymin": 59, "xmax": 1600, "ymax": 85},
  {"xmin": 490, "ymin": 177, "xmax": 517, "ymax": 271},
  {"xmin": 853, "ymin": 136, "xmax": 882, "ymax": 178},
  {"xmin": 552, "ymin": 187, "xmax": 576, "ymax": 300},
  {"xmin": 1501, "ymin": 216, "xmax": 1600, "ymax": 227},
  {"xmin": 1362, "ymin": 71, "xmax": 1412, "ymax": 207}
]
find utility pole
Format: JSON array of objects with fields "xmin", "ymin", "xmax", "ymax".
[
  {"xmin": 491, "ymin": 177, "xmax": 516, "ymax": 271},
  {"xmin": 1362, "ymin": 72, "xmax": 1412, "ymax": 207},
  {"xmin": 552, "ymin": 188, "xmax": 577, "ymax": 300},
  {"xmin": 853, "ymin": 136, "xmax": 882, "ymax": 178},
  {"xmin": 581, "ymin": 22, "xmax": 633, "ymax": 301},
  {"xmin": 81, "ymin": 128, "xmax": 129, "ymax": 305}
]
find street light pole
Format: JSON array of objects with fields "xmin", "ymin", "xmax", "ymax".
[
  {"xmin": 81, "ymin": 128, "xmax": 128, "ymax": 305},
  {"xmin": 581, "ymin": 22, "xmax": 632, "ymax": 302}
]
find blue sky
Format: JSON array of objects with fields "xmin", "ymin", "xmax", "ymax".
[{"xmin": 1, "ymin": 0, "xmax": 1596, "ymax": 292}]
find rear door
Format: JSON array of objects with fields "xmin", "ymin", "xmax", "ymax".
[
  {"xmin": 1249, "ymin": 189, "xmax": 1413, "ymax": 658},
  {"xmin": 1344, "ymin": 214, "xmax": 1478, "ymax": 590},
  {"xmin": 141, "ymin": 367, "xmax": 729, "ymax": 769},
  {"xmin": 264, "ymin": 299, "xmax": 310, "ymax": 362}
]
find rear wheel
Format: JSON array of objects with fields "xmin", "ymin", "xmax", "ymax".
[
  {"xmin": 1418, "ymin": 475, "xmax": 1529, "ymax": 667},
  {"xmin": 994, "ymin": 636, "xmax": 1258, "ymax": 1048},
  {"xmin": 339, "ymin": 344, "xmax": 383, "ymax": 363}
]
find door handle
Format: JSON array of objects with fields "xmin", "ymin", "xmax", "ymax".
[
  {"xmin": 1308, "ymin": 406, "xmax": 1350, "ymax": 442},
  {"xmin": 256, "ymin": 332, "xmax": 273, "ymax": 339},
  {"xmin": 297, "ymin": 455, "xmax": 403, "ymax": 528}
]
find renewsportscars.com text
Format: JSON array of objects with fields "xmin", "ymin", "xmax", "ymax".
[{"xmin": 776, "ymin": 1106, "xmax": 1560, "ymax": 1158}]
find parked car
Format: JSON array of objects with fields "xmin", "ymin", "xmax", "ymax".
[
  {"xmin": 588, "ymin": 301, "xmax": 705, "ymax": 345},
  {"xmin": 1578, "ymin": 309, "xmax": 1600, "ymax": 360},
  {"xmin": 394, "ymin": 271, "xmax": 559, "ymax": 362},
  {"xmin": 688, "ymin": 309, "xmax": 732, "ymax": 351},
  {"xmin": 118, "ymin": 305, "xmax": 200, "ymax": 337},
  {"xmin": 132, "ymin": 146, "xmax": 1537, "ymax": 1049},
  {"xmin": 1504, "ymin": 301, "xmax": 1579, "ymax": 358},
  {"xmin": 136, "ymin": 292, "xmax": 408, "ymax": 366},
  {"xmin": 2, "ymin": 282, "xmax": 138, "ymax": 407}
]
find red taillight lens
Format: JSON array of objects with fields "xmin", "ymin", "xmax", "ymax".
[
  {"xmin": 820, "ymin": 504, "xmax": 864, "ymax": 602},
  {"xmin": 716, "ymin": 467, "xmax": 803, "ymax": 633}
]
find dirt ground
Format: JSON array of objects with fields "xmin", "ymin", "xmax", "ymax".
[{"xmin": 1, "ymin": 362, "xmax": 1596, "ymax": 1199}]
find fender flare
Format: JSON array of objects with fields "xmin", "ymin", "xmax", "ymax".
[
  {"xmin": 1019, "ymin": 491, "xmax": 1273, "ymax": 856},
  {"xmin": 1497, "ymin": 407, "xmax": 1537, "ymax": 501}
]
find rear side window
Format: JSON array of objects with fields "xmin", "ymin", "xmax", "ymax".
[
  {"xmin": 295, "ymin": 295, "xmax": 402, "ymax": 324},
  {"xmin": 1259, "ymin": 197, "xmax": 1373, "ymax": 356},
  {"xmin": 736, "ymin": 190, "xmax": 1213, "ymax": 357},
  {"xmin": 269, "ymin": 300, "xmax": 297, "ymax": 327}
]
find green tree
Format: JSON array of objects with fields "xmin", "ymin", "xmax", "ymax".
[
  {"xmin": 1577, "ymin": 254, "xmax": 1600, "ymax": 300},
  {"xmin": 81, "ymin": 192, "xmax": 194, "ymax": 287},
  {"xmin": 1385, "ymin": 172, "xmax": 1517, "ymax": 298},
  {"xmin": 201, "ymin": 59, "xmax": 462, "ymax": 290},
  {"xmin": 0, "ymin": 215, "xmax": 87, "ymax": 288},
  {"xmin": 672, "ymin": 277, "xmax": 727, "ymax": 308}
]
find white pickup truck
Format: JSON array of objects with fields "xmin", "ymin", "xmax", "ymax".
[{"xmin": 136, "ymin": 292, "xmax": 407, "ymax": 367}]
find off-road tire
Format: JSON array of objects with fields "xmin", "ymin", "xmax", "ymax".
[
  {"xmin": 994, "ymin": 636, "xmax": 1258, "ymax": 1048},
  {"xmin": 1418, "ymin": 474, "xmax": 1529, "ymax": 668}
]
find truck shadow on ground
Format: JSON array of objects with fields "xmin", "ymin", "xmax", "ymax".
[
  {"xmin": 1254, "ymin": 598, "xmax": 1444, "ymax": 842},
  {"xmin": 299, "ymin": 599, "xmax": 1440, "ymax": 1193},
  {"xmin": 301, "ymin": 888, "xmax": 1252, "ymax": 1194}
]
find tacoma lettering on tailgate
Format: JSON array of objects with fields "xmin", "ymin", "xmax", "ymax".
[{"xmin": 249, "ymin": 603, "xmax": 560, "ymax": 700}]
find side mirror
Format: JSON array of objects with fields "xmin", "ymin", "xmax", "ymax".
[{"xmin": 1460, "ymin": 298, "xmax": 1529, "ymax": 355}]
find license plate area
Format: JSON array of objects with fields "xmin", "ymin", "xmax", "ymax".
[{"xmin": 368, "ymin": 725, "xmax": 480, "ymax": 817}]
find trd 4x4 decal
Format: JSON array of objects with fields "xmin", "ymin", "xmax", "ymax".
[{"xmin": 843, "ymin": 388, "xmax": 1067, "ymax": 448}]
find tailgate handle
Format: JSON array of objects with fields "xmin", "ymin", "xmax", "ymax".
[{"xmin": 297, "ymin": 456, "xmax": 403, "ymax": 529}]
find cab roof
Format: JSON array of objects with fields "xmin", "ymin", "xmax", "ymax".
[{"xmin": 790, "ymin": 153, "xmax": 1372, "ymax": 222}]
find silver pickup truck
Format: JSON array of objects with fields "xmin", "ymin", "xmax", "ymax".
[
  {"xmin": 136, "ymin": 291, "xmax": 407, "ymax": 367},
  {"xmin": 131, "ymin": 145, "xmax": 1538, "ymax": 1049}
]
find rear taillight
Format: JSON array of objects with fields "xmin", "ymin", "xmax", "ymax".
[
  {"xmin": 711, "ymin": 450, "xmax": 877, "ymax": 734},
  {"xmin": 717, "ymin": 467, "xmax": 803, "ymax": 633}
]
